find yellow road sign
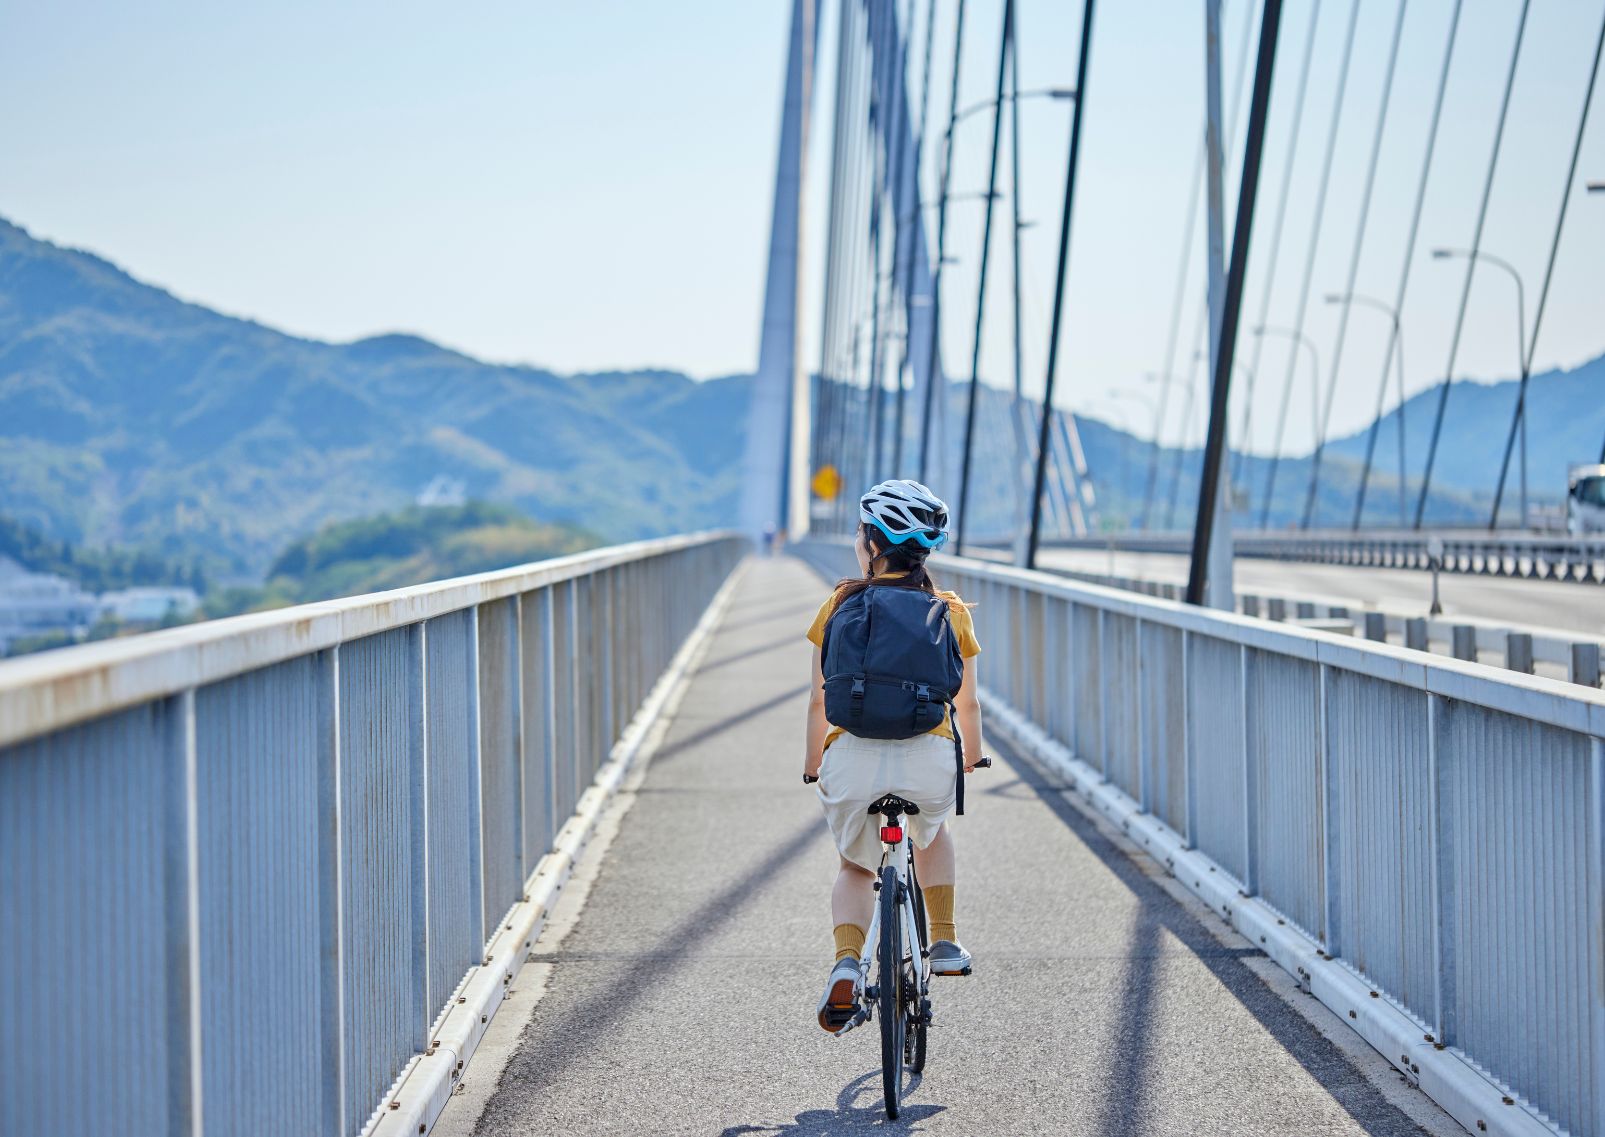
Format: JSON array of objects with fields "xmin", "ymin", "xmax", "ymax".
[{"xmin": 811, "ymin": 465, "xmax": 842, "ymax": 500}]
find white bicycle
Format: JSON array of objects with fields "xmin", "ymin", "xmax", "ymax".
[{"xmin": 841, "ymin": 756, "xmax": 989, "ymax": 1120}]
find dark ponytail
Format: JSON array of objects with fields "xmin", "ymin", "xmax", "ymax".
[{"xmin": 834, "ymin": 524, "xmax": 942, "ymax": 601}]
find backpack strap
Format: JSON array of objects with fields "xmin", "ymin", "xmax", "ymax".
[
  {"xmin": 911, "ymin": 683, "xmax": 934, "ymax": 731},
  {"xmin": 950, "ymin": 701, "xmax": 966, "ymax": 816},
  {"xmin": 849, "ymin": 676, "xmax": 866, "ymax": 728}
]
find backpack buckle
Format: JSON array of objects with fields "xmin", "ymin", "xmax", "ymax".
[
  {"xmin": 914, "ymin": 684, "xmax": 931, "ymax": 703},
  {"xmin": 851, "ymin": 678, "xmax": 866, "ymax": 698}
]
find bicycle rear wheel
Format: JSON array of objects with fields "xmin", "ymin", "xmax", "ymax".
[
  {"xmin": 877, "ymin": 865, "xmax": 904, "ymax": 1119},
  {"xmin": 908, "ymin": 872, "xmax": 929, "ymax": 1073}
]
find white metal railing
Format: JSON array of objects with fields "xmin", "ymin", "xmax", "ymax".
[
  {"xmin": 0, "ymin": 532, "xmax": 745, "ymax": 1137},
  {"xmin": 1042, "ymin": 530, "xmax": 1605, "ymax": 583},
  {"xmin": 1044, "ymin": 563, "xmax": 1605, "ymax": 687},
  {"xmin": 793, "ymin": 539, "xmax": 1601, "ymax": 1137}
]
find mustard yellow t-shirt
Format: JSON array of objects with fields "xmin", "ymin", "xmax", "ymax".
[{"xmin": 806, "ymin": 576, "xmax": 980, "ymax": 750}]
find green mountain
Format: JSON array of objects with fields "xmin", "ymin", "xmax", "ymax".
[
  {"xmin": 205, "ymin": 502, "xmax": 600, "ymax": 616},
  {"xmin": 0, "ymin": 218, "xmax": 751, "ymax": 578}
]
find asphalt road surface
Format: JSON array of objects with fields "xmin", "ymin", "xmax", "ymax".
[
  {"xmin": 1039, "ymin": 548, "xmax": 1605, "ymax": 639},
  {"xmin": 440, "ymin": 557, "xmax": 1458, "ymax": 1136}
]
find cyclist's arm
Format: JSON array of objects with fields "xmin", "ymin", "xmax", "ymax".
[
  {"xmin": 955, "ymin": 658, "xmax": 985, "ymax": 772},
  {"xmin": 804, "ymin": 645, "xmax": 829, "ymax": 780}
]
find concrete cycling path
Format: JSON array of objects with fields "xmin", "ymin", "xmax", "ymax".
[{"xmin": 442, "ymin": 555, "xmax": 1458, "ymax": 1136}]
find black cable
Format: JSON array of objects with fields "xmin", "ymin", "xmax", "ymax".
[
  {"xmin": 1187, "ymin": 0, "xmax": 1285, "ymax": 604},
  {"xmin": 1351, "ymin": 0, "xmax": 1462, "ymax": 529},
  {"xmin": 954, "ymin": 0, "xmax": 1013, "ymax": 553},
  {"xmin": 1233, "ymin": 0, "xmax": 1323, "ymax": 500},
  {"xmin": 1301, "ymin": 0, "xmax": 1407, "ymax": 529},
  {"xmin": 1492, "ymin": 7, "xmax": 1604, "ymax": 502},
  {"xmin": 1025, "ymin": 0, "xmax": 1096, "ymax": 569},
  {"xmin": 1413, "ymin": 0, "xmax": 1531, "ymax": 528},
  {"xmin": 917, "ymin": 0, "xmax": 967, "ymax": 483}
]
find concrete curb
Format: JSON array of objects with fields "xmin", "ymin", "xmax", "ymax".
[
  {"xmin": 981, "ymin": 692, "xmax": 1559, "ymax": 1137},
  {"xmin": 365, "ymin": 559, "xmax": 749, "ymax": 1137}
]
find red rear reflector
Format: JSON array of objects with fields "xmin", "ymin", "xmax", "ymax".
[{"xmin": 880, "ymin": 825, "xmax": 904, "ymax": 844}]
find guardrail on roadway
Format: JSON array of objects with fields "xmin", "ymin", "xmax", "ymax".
[
  {"xmin": 0, "ymin": 532, "xmax": 745, "ymax": 1137},
  {"xmin": 1044, "ymin": 531, "xmax": 1605, "ymax": 583},
  {"xmin": 794, "ymin": 540, "xmax": 1601, "ymax": 1137}
]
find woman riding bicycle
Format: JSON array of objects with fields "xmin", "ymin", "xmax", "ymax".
[{"xmin": 803, "ymin": 479, "xmax": 985, "ymax": 1033}]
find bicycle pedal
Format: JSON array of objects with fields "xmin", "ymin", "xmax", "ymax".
[{"xmin": 933, "ymin": 966, "xmax": 972, "ymax": 977}]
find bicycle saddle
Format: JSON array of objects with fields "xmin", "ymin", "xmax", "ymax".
[{"xmin": 866, "ymin": 793, "xmax": 920, "ymax": 816}]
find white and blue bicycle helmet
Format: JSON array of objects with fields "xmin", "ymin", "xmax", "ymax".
[{"xmin": 859, "ymin": 479, "xmax": 950, "ymax": 550}]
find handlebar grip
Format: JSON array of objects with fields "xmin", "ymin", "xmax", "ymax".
[
  {"xmin": 803, "ymin": 773, "xmax": 819, "ymax": 784},
  {"xmin": 973, "ymin": 756, "xmax": 993, "ymax": 770}
]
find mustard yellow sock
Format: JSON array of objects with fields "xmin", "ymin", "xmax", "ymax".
[
  {"xmin": 925, "ymin": 884, "xmax": 957, "ymax": 943},
  {"xmin": 833, "ymin": 923, "xmax": 866, "ymax": 963}
]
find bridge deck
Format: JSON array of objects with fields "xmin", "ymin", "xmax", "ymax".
[{"xmin": 445, "ymin": 557, "xmax": 1452, "ymax": 1135}]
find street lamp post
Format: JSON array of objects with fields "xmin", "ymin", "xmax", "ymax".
[
  {"xmin": 1253, "ymin": 324, "xmax": 1321, "ymax": 529},
  {"xmin": 1431, "ymin": 247, "xmax": 1529, "ymax": 528},
  {"xmin": 1326, "ymin": 291, "xmax": 1408, "ymax": 527}
]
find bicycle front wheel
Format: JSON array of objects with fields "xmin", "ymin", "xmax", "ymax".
[{"xmin": 877, "ymin": 865, "xmax": 904, "ymax": 1119}]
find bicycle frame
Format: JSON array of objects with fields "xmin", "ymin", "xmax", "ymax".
[{"xmin": 853, "ymin": 819, "xmax": 929, "ymax": 1031}]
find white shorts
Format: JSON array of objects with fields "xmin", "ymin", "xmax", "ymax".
[{"xmin": 816, "ymin": 732, "xmax": 958, "ymax": 872}]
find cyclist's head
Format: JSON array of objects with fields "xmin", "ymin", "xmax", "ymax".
[
  {"xmin": 858, "ymin": 480, "xmax": 949, "ymax": 553},
  {"xmin": 846, "ymin": 480, "xmax": 949, "ymax": 594}
]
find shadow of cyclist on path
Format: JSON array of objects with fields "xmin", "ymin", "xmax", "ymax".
[{"xmin": 717, "ymin": 1071, "xmax": 946, "ymax": 1135}]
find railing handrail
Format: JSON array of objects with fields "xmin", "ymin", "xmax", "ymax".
[
  {"xmin": 0, "ymin": 529, "xmax": 739, "ymax": 748},
  {"xmin": 937, "ymin": 551, "xmax": 1605, "ymax": 734}
]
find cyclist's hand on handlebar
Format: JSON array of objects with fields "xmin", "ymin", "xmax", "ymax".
[{"xmin": 964, "ymin": 755, "xmax": 994, "ymax": 773}]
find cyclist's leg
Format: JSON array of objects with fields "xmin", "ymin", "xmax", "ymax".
[
  {"xmin": 831, "ymin": 857, "xmax": 875, "ymax": 960},
  {"xmin": 910, "ymin": 823, "xmax": 954, "ymax": 886}
]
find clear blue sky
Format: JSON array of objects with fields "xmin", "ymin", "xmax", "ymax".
[{"xmin": 2, "ymin": 1, "xmax": 1601, "ymax": 456}]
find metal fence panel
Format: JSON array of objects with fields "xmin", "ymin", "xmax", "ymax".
[
  {"xmin": 194, "ymin": 658, "xmax": 337, "ymax": 1136},
  {"xmin": 338, "ymin": 628, "xmax": 426, "ymax": 1136},
  {"xmin": 1186, "ymin": 634, "xmax": 1246, "ymax": 882},
  {"xmin": 0, "ymin": 703, "xmax": 186, "ymax": 1137},
  {"xmin": 1244, "ymin": 650, "xmax": 1323, "ymax": 940},
  {"xmin": 0, "ymin": 533, "xmax": 744, "ymax": 1137},
  {"xmin": 1072, "ymin": 604, "xmax": 1101, "ymax": 766},
  {"xmin": 424, "ymin": 611, "xmax": 481, "ymax": 1015},
  {"xmin": 519, "ymin": 590, "xmax": 556, "ymax": 873},
  {"xmin": 477, "ymin": 598, "xmax": 523, "ymax": 945},
  {"xmin": 1139, "ymin": 621, "xmax": 1187, "ymax": 837},
  {"xmin": 1324, "ymin": 670, "xmax": 1434, "ymax": 1017},
  {"xmin": 1438, "ymin": 705, "xmax": 1599, "ymax": 1134},
  {"xmin": 1102, "ymin": 611, "xmax": 1141, "ymax": 800}
]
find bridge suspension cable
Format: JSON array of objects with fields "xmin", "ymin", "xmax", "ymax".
[
  {"xmin": 1413, "ymin": 0, "xmax": 1531, "ymax": 529},
  {"xmin": 1300, "ymin": 0, "xmax": 1408, "ymax": 531},
  {"xmin": 1349, "ymin": 0, "xmax": 1463, "ymax": 531},
  {"xmin": 1490, "ymin": 7, "xmax": 1605, "ymax": 520}
]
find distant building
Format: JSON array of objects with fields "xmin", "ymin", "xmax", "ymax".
[
  {"xmin": 99, "ymin": 587, "xmax": 199, "ymax": 625},
  {"xmin": 417, "ymin": 475, "xmax": 467, "ymax": 508},
  {"xmin": 0, "ymin": 557, "xmax": 99, "ymax": 652}
]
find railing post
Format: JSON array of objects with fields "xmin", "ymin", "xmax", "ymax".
[
  {"xmin": 316, "ymin": 647, "xmax": 344, "ymax": 1136},
  {"xmin": 1429, "ymin": 693, "xmax": 1452, "ymax": 1041},
  {"xmin": 1405, "ymin": 618, "xmax": 1429, "ymax": 652},
  {"xmin": 1319, "ymin": 663, "xmax": 1339, "ymax": 957},
  {"xmin": 1363, "ymin": 612, "xmax": 1387, "ymax": 642},
  {"xmin": 407, "ymin": 623, "xmax": 430, "ymax": 1040},
  {"xmin": 1571, "ymin": 642, "xmax": 1601, "ymax": 688},
  {"xmin": 1451, "ymin": 625, "xmax": 1477, "ymax": 662},
  {"xmin": 1505, "ymin": 632, "xmax": 1533, "ymax": 674}
]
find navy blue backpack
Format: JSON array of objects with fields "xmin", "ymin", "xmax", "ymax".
[{"xmin": 820, "ymin": 584, "xmax": 972, "ymax": 813}]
